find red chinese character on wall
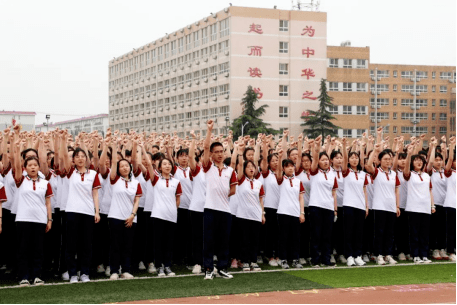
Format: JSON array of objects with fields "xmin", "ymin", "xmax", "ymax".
[
  {"xmin": 301, "ymin": 111, "xmax": 310, "ymax": 117},
  {"xmin": 301, "ymin": 68, "xmax": 316, "ymax": 80},
  {"xmin": 248, "ymin": 68, "xmax": 262, "ymax": 78},
  {"xmin": 248, "ymin": 23, "xmax": 263, "ymax": 34},
  {"xmin": 248, "ymin": 46, "xmax": 263, "ymax": 56},
  {"xmin": 301, "ymin": 26, "xmax": 315, "ymax": 37},
  {"xmin": 302, "ymin": 91, "xmax": 317, "ymax": 100},
  {"xmin": 302, "ymin": 47, "xmax": 315, "ymax": 58},
  {"xmin": 253, "ymin": 88, "xmax": 263, "ymax": 99}
]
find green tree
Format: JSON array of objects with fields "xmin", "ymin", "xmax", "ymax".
[
  {"xmin": 301, "ymin": 78, "xmax": 340, "ymax": 141},
  {"xmin": 229, "ymin": 85, "xmax": 279, "ymax": 138}
]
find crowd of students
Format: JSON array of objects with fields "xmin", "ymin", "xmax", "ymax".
[{"xmin": 0, "ymin": 121, "xmax": 455, "ymax": 287}]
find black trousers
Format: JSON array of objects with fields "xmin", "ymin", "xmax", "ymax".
[
  {"xmin": 93, "ymin": 213, "xmax": 110, "ymax": 268},
  {"xmin": 174, "ymin": 208, "xmax": 192, "ymax": 265},
  {"xmin": 430, "ymin": 205, "xmax": 446, "ymax": 250},
  {"xmin": 394, "ymin": 208, "xmax": 410, "ymax": 255},
  {"xmin": 299, "ymin": 208, "xmax": 311, "ymax": 259},
  {"xmin": 445, "ymin": 207, "xmax": 456, "ymax": 254},
  {"xmin": 229, "ymin": 215, "xmax": 240, "ymax": 260},
  {"xmin": 343, "ymin": 206, "xmax": 365, "ymax": 258},
  {"xmin": 145, "ymin": 212, "xmax": 154, "ymax": 265},
  {"xmin": 59, "ymin": 211, "xmax": 68, "ymax": 273},
  {"xmin": 1, "ymin": 209, "xmax": 16, "ymax": 270},
  {"xmin": 408, "ymin": 212, "xmax": 430, "ymax": 258},
  {"xmin": 277, "ymin": 214, "xmax": 300, "ymax": 261},
  {"xmin": 264, "ymin": 208, "xmax": 279, "ymax": 258},
  {"xmin": 203, "ymin": 208, "xmax": 232, "ymax": 270},
  {"xmin": 16, "ymin": 221, "xmax": 46, "ymax": 281},
  {"xmin": 153, "ymin": 217, "xmax": 175, "ymax": 268},
  {"xmin": 190, "ymin": 210, "xmax": 204, "ymax": 266},
  {"xmin": 132, "ymin": 207, "xmax": 147, "ymax": 268},
  {"xmin": 44, "ymin": 211, "xmax": 60, "ymax": 272},
  {"xmin": 238, "ymin": 218, "xmax": 261, "ymax": 264},
  {"xmin": 363, "ymin": 210, "xmax": 374, "ymax": 255},
  {"xmin": 373, "ymin": 210, "xmax": 396, "ymax": 256},
  {"xmin": 109, "ymin": 218, "xmax": 136, "ymax": 274},
  {"xmin": 309, "ymin": 207, "xmax": 333, "ymax": 265},
  {"xmin": 65, "ymin": 212, "xmax": 94, "ymax": 277},
  {"xmin": 332, "ymin": 208, "xmax": 344, "ymax": 255}
]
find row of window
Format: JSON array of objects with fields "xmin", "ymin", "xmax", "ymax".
[
  {"xmin": 369, "ymin": 98, "xmax": 449, "ymax": 107},
  {"xmin": 368, "ymin": 70, "xmax": 456, "ymax": 80},
  {"xmin": 329, "ymin": 59, "xmax": 367, "ymax": 69},
  {"xmin": 341, "ymin": 126, "xmax": 448, "ymax": 138},
  {"xmin": 367, "ymin": 112, "xmax": 448, "ymax": 121},
  {"xmin": 328, "ymin": 82, "xmax": 451, "ymax": 93}
]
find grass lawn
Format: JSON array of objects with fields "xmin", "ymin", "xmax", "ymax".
[{"xmin": 0, "ymin": 263, "xmax": 454, "ymax": 304}]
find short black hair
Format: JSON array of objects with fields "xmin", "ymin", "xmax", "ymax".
[
  {"xmin": 282, "ymin": 159, "xmax": 295, "ymax": 168},
  {"xmin": 21, "ymin": 148, "xmax": 38, "ymax": 160},
  {"xmin": 72, "ymin": 148, "xmax": 87, "ymax": 160},
  {"xmin": 330, "ymin": 150, "xmax": 342, "ymax": 160},
  {"xmin": 116, "ymin": 158, "xmax": 132, "ymax": 179},
  {"xmin": 125, "ymin": 150, "xmax": 132, "ymax": 157},
  {"xmin": 410, "ymin": 154, "xmax": 426, "ymax": 172},
  {"xmin": 347, "ymin": 151, "xmax": 362, "ymax": 171},
  {"xmin": 210, "ymin": 142, "xmax": 223, "ymax": 152},
  {"xmin": 177, "ymin": 148, "xmax": 189, "ymax": 158}
]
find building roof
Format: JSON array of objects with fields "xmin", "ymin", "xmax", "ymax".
[
  {"xmin": 0, "ymin": 111, "xmax": 36, "ymax": 115},
  {"xmin": 36, "ymin": 113, "xmax": 108, "ymax": 128}
]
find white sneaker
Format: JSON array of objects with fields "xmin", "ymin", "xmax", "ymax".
[
  {"xmin": 121, "ymin": 272, "xmax": 134, "ymax": 279},
  {"xmin": 80, "ymin": 274, "xmax": 90, "ymax": 283},
  {"xmin": 414, "ymin": 257, "xmax": 423, "ymax": 264},
  {"xmin": 62, "ymin": 271, "xmax": 70, "ymax": 281},
  {"xmin": 432, "ymin": 249, "xmax": 442, "ymax": 260},
  {"xmin": 250, "ymin": 262, "xmax": 261, "ymax": 271},
  {"xmin": 70, "ymin": 276, "xmax": 79, "ymax": 283},
  {"xmin": 422, "ymin": 257, "xmax": 432, "ymax": 264},
  {"xmin": 96, "ymin": 264, "xmax": 105, "ymax": 273},
  {"xmin": 105, "ymin": 266, "xmax": 111, "ymax": 277},
  {"xmin": 299, "ymin": 258, "xmax": 307, "ymax": 265},
  {"xmin": 405, "ymin": 254, "xmax": 413, "ymax": 261},
  {"xmin": 346, "ymin": 256, "xmax": 355, "ymax": 266},
  {"xmin": 33, "ymin": 278, "xmax": 44, "ymax": 286},
  {"xmin": 19, "ymin": 279, "xmax": 30, "ymax": 287},
  {"xmin": 440, "ymin": 249, "xmax": 449, "ymax": 260},
  {"xmin": 213, "ymin": 255, "xmax": 218, "ymax": 262},
  {"xmin": 354, "ymin": 256, "xmax": 366, "ymax": 266},
  {"xmin": 77, "ymin": 271, "xmax": 80, "ymax": 278},
  {"xmin": 138, "ymin": 261, "xmax": 146, "ymax": 270},
  {"xmin": 192, "ymin": 264, "xmax": 202, "ymax": 274},
  {"xmin": 330, "ymin": 255, "xmax": 336, "ymax": 264},
  {"xmin": 377, "ymin": 255, "xmax": 386, "ymax": 265},
  {"xmin": 398, "ymin": 253, "xmax": 406, "ymax": 261},
  {"xmin": 204, "ymin": 268, "xmax": 215, "ymax": 280},
  {"xmin": 362, "ymin": 254, "xmax": 370, "ymax": 263},
  {"xmin": 148, "ymin": 263, "xmax": 157, "ymax": 274},
  {"xmin": 281, "ymin": 260, "xmax": 289, "ymax": 269},
  {"xmin": 256, "ymin": 256, "xmax": 263, "ymax": 264},
  {"xmin": 110, "ymin": 273, "xmax": 119, "ymax": 280},
  {"xmin": 268, "ymin": 258, "xmax": 278, "ymax": 267},
  {"xmin": 338, "ymin": 255, "xmax": 347, "ymax": 264},
  {"xmin": 449, "ymin": 254, "xmax": 456, "ymax": 262},
  {"xmin": 242, "ymin": 263, "xmax": 250, "ymax": 272},
  {"xmin": 385, "ymin": 255, "xmax": 397, "ymax": 265}
]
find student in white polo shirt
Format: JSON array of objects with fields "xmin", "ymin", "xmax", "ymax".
[
  {"xmin": 341, "ymin": 138, "xmax": 368, "ymax": 267},
  {"xmin": 108, "ymin": 138, "xmax": 142, "ymax": 280},
  {"xmin": 62, "ymin": 132, "xmax": 101, "ymax": 284},
  {"xmin": 330, "ymin": 149, "xmax": 345, "ymax": 264},
  {"xmin": 365, "ymin": 143, "xmax": 401, "ymax": 266},
  {"xmin": 403, "ymin": 145, "xmax": 434, "ymax": 264},
  {"xmin": 201, "ymin": 120, "xmax": 237, "ymax": 280},
  {"xmin": 142, "ymin": 145, "xmax": 182, "ymax": 277},
  {"xmin": 308, "ymin": 136, "xmax": 338, "ymax": 267},
  {"xmin": 13, "ymin": 140, "xmax": 53, "ymax": 287},
  {"xmin": 443, "ymin": 137, "xmax": 456, "ymax": 261}
]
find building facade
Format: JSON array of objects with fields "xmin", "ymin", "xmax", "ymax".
[
  {"xmin": 35, "ymin": 114, "xmax": 109, "ymax": 136},
  {"xmin": 0, "ymin": 111, "xmax": 36, "ymax": 131},
  {"xmin": 108, "ymin": 6, "xmax": 327, "ymax": 137}
]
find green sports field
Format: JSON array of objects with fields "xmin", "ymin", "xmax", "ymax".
[{"xmin": 0, "ymin": 263, "xmax": 455, "ymax": 304}]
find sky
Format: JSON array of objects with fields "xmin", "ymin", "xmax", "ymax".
[{"xmin": 0, "ymin": 0, "xmax": 455, "ymax": 125}]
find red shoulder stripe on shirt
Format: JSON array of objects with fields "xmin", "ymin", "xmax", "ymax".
[
  {"xmin": 0, "ymin": 186, "xmax": 7, "ymax": 202},
  {"xmin": 92, "ymin": 173, "xmax": 102, "ymax": 189},
  {"xmin": 45, "ymin": 183, "xmax": 54, "ymax": 198},
  {"xmin": 136, "ymin": 184, "xmax": 143, "ymax": 197},
  {"xmin": 176, "ymin": 182, "xmax": 183, "ymax": 196}
]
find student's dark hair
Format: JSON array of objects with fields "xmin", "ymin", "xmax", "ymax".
[
  {"xmin": 267, "ymin": 153, "xmax": 279, "ymax": 165},
  {"xmin": 223, "ymin": 157, "xmax": 231, "ymax": 167},
  {"xmin": 210, "ymin": 142, "xmax": 223, "ymax": 152},
  {"xmin": 116, "ymin": 158, "xmax": 133, "ymax": 179},
  {"xmin": 410, "ymin": 154, "xmax": 426, "ymax": 172},
  {"xmin": 319, "ymin": 151, "xmax": 329, "ymax": 160},
  {"xmin": 67, "ymin": 146, "xmax": 74, "ymax": 152},
  {"xmin": 243, "ymin": 147, "xmax": 255, "ymax": 161},
  {"xmin": 50, "ymin": 157, "xmax": 55, "ymax": 169},
  {"xmin": 177, "ymin": 148, "xmax": 189, "ymax": 158},
  {"xmin": 347, "ymin": 151, "xmax": 362, "ymax": 171},
  {"xmin": 72, "ymin": 148, "xmax": 87, "ymax": 160},
  {"xmin": 418, "ymin": 150, "xmax": 428, "ymax": 158},
  {"xmin": 47, "ymin": 151, "xmax": 54, "ymax": 157},
  {"xmin": 243, "ymin": 160, "xmax": 257, "ymax": 177},
  {"xmin": 24, "ymin": 156, "xmax": 40, "ymax": 168},
  {"xmin": 153, "ymin": 152, "xmax": 165, "ymax": 162},
  {"xmin": 158, "ymin": 158, "xmax": 173, "ymax": 173},
  {"xmin": 330, "ymin": 150, "xmax": 342, "ymax": 160},
  {"xmin": 384, "ymin": 149, "xmax": 394, "ymax": 157},
  {"xmin": 268, "ymin": 148, "xmax": 275, "ymax": 155},
  {"xmin": 434, "ymin": 152, "xmax": 443, "ymax": 160},
  {"xmin": 398, "ymin": 152, "xmax": 407, "ymax": 160},
  {"xmin": 21, "ymin": 148, "xmax": 38, "ymax": 160},
  {"xmin": 436, "ymin": 146, "xmax": 442, "ymax": 153},
  {"xmin": 125, "ymin": 150, "xmax": 132, "ymax": 157},
  {"xmin": 377, "ymin": 150, "xmax": 391, "ymax": 162},
  {"xmin": 302, "ymin": 152, "xmax": 312, "ymax": 160},
  {"xmin": 88, "ymin": 151, "xmax": 93, "ymax": 160},
  {"xmin": 152, "ymin": 145, "xmax": 160, "ymax": 151},
  {"xmin": 287, "ymin": 147, "xmax": 298, "ymax": 157},
  {"xmin": 146, "ymin": 152, "xmax": 154, "ymax": 162},
  {"xmin": 282, "ymin": 159, "xmax": 295, "ymax": 169}
]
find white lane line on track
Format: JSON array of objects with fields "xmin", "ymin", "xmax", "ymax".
[{"xmin": 0, "ymin": 261, "xmax": 454, "ymax": 290}]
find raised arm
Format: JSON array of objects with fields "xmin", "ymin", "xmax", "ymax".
[
  {"xmin": 38, "ymin": 138, "xmax": 49, "ymax": 177},
  {"xmin": 237, "ymin": 154, "xmax": 244, "ymax": 181},
  {"xmin": 404, "ymin": 144, "xmax": 414, "ymax": 177},
  {"xmin": 2, "ymin": 128, "xmax": 10, "ymax": 168},
  {"xmin": 342, "ymin": 138, "xmax": 348, "ymax": 172},
  {"xmin": 310, "ymin": 136, "xmax": 322, "ymax": 172},
  {"xmin": 427, "ymin": 138, "xmax": 437, "ymax": 173},
  {"xmin": 276, "ymin": 148, "xmax": 284, "ymax": 181},
  {"xmin": 260, "ymin": 136, "xmax": 268, "ymax": 174},
  {"xmin": 110, "ymin": 138, "xmax": 118, "ymax": 181},
  {"xmin": 13, "ymin": 134, "xmax": 22, "ymax": 182},
  {"xmin": 366, "ymin": 143, "xmax": 381, "ymax": 175},
  {"xmin": 296, "ymin": 133, "xmax": 303, "ymax": 170},
  {"xmin": 202, "ymin": 120, "xmax": 214, "ymax": 168},
  {"xmin": 445, "ymin": 137, "xmax": 455, "ymax": 172},
  {"xmin": 61, "ymin": 132, "xmax": 71, "ymax": 173},
  {"xmin": 281, "ymin": 130, "xmax": 288, "ymax": 161},
  {"xmin": 142, "ymin": 143, "xmax": 155, "ymax": 180},
  {"xmin": 189, "ymin": 130, "xmax": 197, "ymax": 171},
  {"xmin": 91, "ymin": 135, "xmax": 100, "ymax": 171}
]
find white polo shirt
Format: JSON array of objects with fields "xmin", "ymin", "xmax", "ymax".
[
  {"xmin": 189, "ymin": 165, "xmax": 207, "ymax": 213},
  {"xmin": 296, "ymin": 168, "xmax": 311, "ymax": 207},
  {"xmin": 430, "ymin": 168, "xmax": 447, "ymax": 206},
  {"xmin": 309, "ymin": 168, "xmax": 338, "ymax": 212},
  {"xmin": 366, "ymin": 173, "xmax": 374, "ymax": 209},
  {"xmin": 370, "ymin": 167, "xmax": 400, "ymax": 213},
  {"xmin": 404, "ymin": 171, "xmax": 432, "ymax": 214},
  {"xmin": 173, "ymin": 165, "xmax": 193, "ymax": 210},
  {"xmin": 65, "ymin": 167, "xmax": 101, "ymax": 216},
  {"xmin": 48, "ymin": 170, "xmax": 58, "ymax": 213},
  {"xmin": 236, "ymin": 176, "xmax": 265, "ymax": 222},
  {"xmin": 277, "ymin": 175, "xmax": 305, "ymax": 217},
  {"xmin": 0, "ymin": 182, "xmax": 7, "ymax": 203},
  {"xmin": 108, "ymin": 175, "xmax": 142, "ymax": 222},
  {"xmin": 261, "ymin": 170, "xmax": 280, "ymax": 210},
  {"xmin": 1, "ymin": 166, "xmax": 15, "ymax": 211},
  {"xmin": 444, "ymin": 169, "xmax": 456, "ymax": 209},
  {"xmin": 397, "ymin": 169, "xmax": 408, "ymax": 209},
  {"xmin": 11, "ymin": 169, "xmax": 45, "ymax": 214},
  {"xmin": 342, "ymin": 168, "xmax": 368, "ymax": 211},
  {"xmin": 15, "ymin": 175, "xmax": 53, "ymax": 224},
  {"xmin": 332, "ymin": 167, "xmax": 344, "ymax": 208},
  {"xmin": 151, "ymin": 175, "xmax": 182, "ymax": 223},
  {"xmin": 133, "ymin": 169, "xmax": 147, "ymax": 209},
  {"xmin": 144, "ymin": 170, "xmax": 159, "ymax": 213},
  {"xmin": 203, "ymin": 162, "xmax": 237, "ymax": 214}
]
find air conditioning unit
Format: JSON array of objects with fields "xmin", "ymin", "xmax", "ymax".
[
  {"xmin": 159, "ymin": 107, "xmax": 163, "ymax": 112},
  {"xmin": 411, "ymin": 106, "xmax": 416, "ymax": 110},
  {"xmin": 160, "ymin": 38, "xmax": 163, "ymax": 42},
  {"xmin": 187, "ymin": 63, "xmax": 192, "ymax": 68},
  {"xmin": 187, "ymin": 102, "xmax": 191, "ymax": 106},
  {"xmin": 195, "ymin": 21, "xmax": 200, "ymax": 26},
  {"xmin": 195, "ymin": 60, "xmax": 200, "ymax": 65},
  {"xmin": 188, "ymin": 121, "xmax": 192, "ymax": 126},
  {"xmin": 173, "ymin": 105, "xmax": 177, "ymax": 109},
  {"xmin": 204, "ymin": 98, "xmax": 209, "ymax": 104},
  {"xmin": 173, "ymin": 32, "xmax": 177, "ymax": 36},
  {"xmin": 203, "ymin": 57, "xmax": 208, "ymax": 62},
  {"xmin": 180, "ymin": 66, "xmax": 184, "ymax": 70},
  {"xmin": 195, "ymin": 100, "xmax": 200, "ymax": 105},
  {"xmin": 371, "ymin": 90, "xmax": 376, "ymax": 95},
  {"xmin": 212, "ymin": 54, "xmax": 217, "ymax": 60},
  {"xmin": 187, "ymin": 83, "xmax": 192, "ymax": 87},
  {"xmin": 153, "ymin": 109, "xmax": 156, "ymax": 113},
  {"xmin": 187, "ymin": 25, "xmax": 192, "ymax": 29},
  {"xmin": 195, "ymin": 80, "xmax": 200, "ymax": 85},
  {"xmin": 180, "ymin": 28, "xmax": 184, "ymax": 33},
  {"xmin": 172, "ymin": 85, "xmax": 177, "ymax": 91},
  {"xmin": 166, "ymin": 34, "xmax": 170, "ymax": 39},
  {"xmin": 180, "ymin": 123, "xmax": 184, "ymax": 127},
  {"xmin": 141, "ymin": 79, "xmax": 144, "ymax": 83},
  {"xmin": 416, "ymin": 92, "xmax": 421, "ymax": 96},
  {"xmin": 159, "ymin": 72, "xmax": 163, "ymax": 76},
  {"xmin": 166, "ymin": 106, "xmax": 170, "ymax": 110},
  {"xmin": 180, "ymin": 84, "xmax": 184, "ymax": 89},
  {"xmin": 204, "ymin": 17, "xmax": 208, "ymax": 22},
  {"xmin": 152, "ymin": 92, "xmax": 156, "ymax": 96},
  {"xmin": 212, "ymin": 96, "xmax": 217, "ymax": 101},
  {"xmin": 371, "ymin": 77, "xmax": 376, "ymax": 81},
  {"xmin": 166, "ymin": 70, "xmax": 170, "ymax": 75},
  {"xmin": 166, "ymin": 88, "xmax": 170, "ymax": 92},
  {"xmin": 370, "ymin": 105, "xmax": 375, "ymax": 109},
  {"xmin": 416, "ymin": 106, "xmax": 421, "ymax": 110},
  {"xmin": 172, "ymin": 68, "xmax": 177, "ymax": 72},
  {"xmin": 180, "ymin": 103, "xmax": 184, "ymax": 108},
  {"xmin": 212, "ymin": 13, "xmax": 217, "ymax": 18},
  {"xmin": 196, "ymin": 121, "xmax": 200, "ymax": 125},
  {"xmin": 224, "ymin": 50, "xmax": 229, "ymax": 56},
  {"xmin": 203, "ymin": 77, "xmax": 208, "ymax": 83},
  {"xmin": 159, "ymin": 89, "xmax": 163, "ymax": 94},
  {"xmin": 225, "ymin": 94, "xmax": 229, "ymax": 99},
  {"xmin": 377, "ymin": 119, "xmax": 381, "ymax": 123},
  {"xmin": 213, "ymin": 75, "xmax": 217, "ymax": 80},
  {"xmin": 224, "ymin": 7, "xmax": 229, "ymax": 13},
  {"xmin": 153, "ymin": 74, "xmax": 156, "ymax": 79},
  {"xmin": 371, "ymin": 119, "xmax": 376, "ymax": 123},
  {"xmin": 225, "ymin": 72, "xmax": 229, "ymax": 77}
]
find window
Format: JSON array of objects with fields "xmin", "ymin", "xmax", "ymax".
[
  {"xmin": 279, "ymin": 42, "xmax": 288, "ymax": 53},
  {"xmin": 210, "ymin": 23, "xmax": 218, "ymax": 41},
  {"xmin": 219, "ymin": 62, "xmax": 229, "ymax": 74},
  {"xmin": 329, "ymin": 82, "xmax": 338, "ymax": 91},
  {"xmin": 279, "ymin": 85, "xmax": 288, "ymax": 96},
  {"xmin": 343, "ymin": 59, "xmax": 352, "ymax": 68},
  {"xmin": 356, "ymin": 59, "xmax": 366, "ymax": 68},
  {"xmin": 440, "ymin": 86, "xmax": 447, "ymax": 93},
  {"xmin": 393, "ymin": 99, "xmax": 397, "ymax": 106},
  {"xmin": 357, "ymin": 129, "xmax": 365, "ymax": 137},
  {"xmin": 343, "ymin": 129, "xmax": 352, "ymax": 137},
  {"xmin": 370, "ymin": 70, "xmax": 389, "ymax": 78},
  {"xmin": 370, "ymin": 98, "xmax": 389, "ymax": 106},
  {"xmin": 343, "ymin": 106, "xmax": 352, "ymax": 114},
  {"xmin": 279, "ymin": 63, "xmax": 288, "ymax": 75},
  {"xmin": 393, "ymin": 85, "xmax": 397, "ymax": 91},
  {"xmin": 370, "ymin": 112, "xmax": 389, "ymax": 120},
  {"xmin": 329, "ymin": 58, "xmax": 338, "ymax": 68},
  {"xmin": 416, "ymin": 71, "xmax": 428, "ymax": 79},
  {"xmin": 279, "ymin": 20, "xmax": 288, "ymax": 31},
  {"xmin": 219, "ymin": 84, "xmax": 229, "ymax": 95},
  {"xmin": 432, "ymin": 113, "xmax": 436, "ymax": 120},
  {"xmin": 432, "ymin": 85, "xmax": 436, "ymax": 92},
  {"xmin": 432, "ymin": 127, "xmax": 436, "ymax": 133},
  {"xmin": 440, "ymin": 72, "xmax": 453, "ymax": 79},
  {"xmin": 440, "ymin": 99, "xmax": 447, "ymax": 107},
  {"xmin": 370, "ymin": 84, "xmax": 389, "ymax": 92},
  {"xmin": 210, "ymin": 87, "xmax": 217, "ymax": 97},
  {"xmin": 401, "ymin": 71, "xmax": 413, "ymax": 78},
  {"xmin": 432, "ymin": 99, "xmax": 436, "ymax": 106},
  {"xmin": 356, "ymin": 106, "xmax": 366, "ymax": 115},
  {"xmin": 401, "ymin": 99, "xmax": 428, "ymax": 107},
  {"xmin": 343, "ymin": 82, "xmax": 352, "ymax": 92},
  {"xmin": 393, "ymin": 70, "xmax": 397, "ymax": 78},
  {"xmin": 356, "ymin": 83, "xmax": 366, "ymax": 92},
  {"xmin": 440, "ymin": 127, "xmax": 447, "ymax": 134},
  {"xmin": 440, "ymin": 113, "xmax": 447, "ymax": 121},
  {"xmin": 279, "ymin": 106, "xmax": 288, "ymax": 118},
  {"xmin": 393, "ymin": 126, "xmax": 397, "ymax": 134},
  {"xmin": 393, "ymin": 112, "xmax": 397, "ymax": 120},
  {"xmin": 328, "ymin": 105, "xmax": 338, "ymax": 114},
  {"xmin": 219, "ymin": 106, "xmax": 229, "ymax": 117},
  {"xmin": 220, "ymin": 18, "xmax": 229, "ymax": 37}
]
